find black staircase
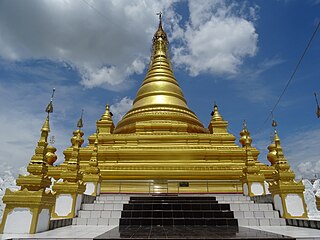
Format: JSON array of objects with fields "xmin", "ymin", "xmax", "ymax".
[{"xmin": 120, "ymin": 196, "xmax": 237, "ymax": 226}]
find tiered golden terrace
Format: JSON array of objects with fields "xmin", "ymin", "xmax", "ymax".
[{"xmin": 48, "ymin": 18, "xmax": 275, "ymax": 194}]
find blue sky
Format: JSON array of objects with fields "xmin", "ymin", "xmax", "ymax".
[{"xmin": 0, "ymin": 0, "xmax": 319, "ymax": 178}]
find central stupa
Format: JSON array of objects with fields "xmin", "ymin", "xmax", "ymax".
[
  {"xmin": 114, "ymin": 19, "xmax": 207, "ymax": 134},
  {"xmin": 48, "ymin": 17, "xmax": 275, "ymax": 194}
]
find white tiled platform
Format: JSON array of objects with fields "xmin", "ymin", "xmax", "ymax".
[
  {"xmin": 0, "ymin": 225, "xmax": 117, "ymax": 240},
  {"xmin": 2, "ymin": 194, "xmax": 320, "ymax": 239},
  {"xmin": 212, "ymin": 194, "xmax": 286, "ymax": 226},
  {"xmin": 247, "ymin": 226, "xmax": 320, "ymax": 239},
  {"xmin": 1, "ymin": 225, "xmax": 320, "ymax": 239}
]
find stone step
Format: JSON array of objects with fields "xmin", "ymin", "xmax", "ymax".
[
  {"xmin": 218, "ymin": 201, "xmax": 254, "ymax": 203},
  {"xmin": 81, "ymin": 203, "xmax": 124, "ymax": 211},
  {"xmin": 96, "ymin": 195, "xmax": 131, "ymax": 201},
  {"xmin": 78, "ymin": 210, "xmax": 122, "ymax": 219},
  {"xmin": 237, "ymin": 218, "xmax": 286, "ymax": 226},
  {"xmin": 229, "ymin": 203, "xmax": 273, "ymax": 211},
  {"xmin": 120, "ymin": 218, "xmax": 238, "ymax": 226},
  {"xmin": 233, "ymin": 210, "xmax": 279, "ymax": 219},
  {"xmin": 129, "ymin": 196, "xmax": 217, "ymax": 201},
  {"xmin": 94, "ymin": 200, "xmax": 129, "ymax": 204},
  {"xmin": 75, "ymin": 194, "xmax": 286, "ymax": 228},
  {"xmin": 213, "ymin": 195, "xmax": 251, "ymax": 201},
  {"xmin": 72, "ymin": 217, "xmax": 119, "ymax": 226},
  {"xmin": 121, "ymin": 210, "xmax": 234, "ymax": 219},
  {"xmin": 123, "ymin": 203, "xmax": 231, "ymax": 211}
]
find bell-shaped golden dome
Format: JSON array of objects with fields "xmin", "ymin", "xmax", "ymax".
[
  {"xmin": 114, "ymin": 19, "xmax": 207, "ymax": 134},
  {"xmin": 46, "ymin": 145, "xmax": 57, "ymax": 165},
  {"xmin": 267, "ymin": 142, "xmax": 277, "ymax": 166}
]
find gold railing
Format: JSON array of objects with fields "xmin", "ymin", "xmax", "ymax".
[{"xmin": 101, "ymin": 180, "xmax": 242, "ymax": 194}]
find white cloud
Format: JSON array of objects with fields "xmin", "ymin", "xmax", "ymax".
[
  {"xmin": 110, "ymin": 97, "xmax": 133, "ymax": 124},
  {"xmin": 0, "ymin": 0, "xmax": 261, "ymax": 86},
  {"xmin": 0, "ymin": 76, "xmax": 136, "ymax": 169},
  {"xmin": 280, "ymin": 128, "xmax": 320, "ymax": 179},
  {"xmin": 0, "ymin": 0, "xmax": 177, "ymax": 90},
  {"xmin": 171, "ymin": 0, "xmax": 258, "ymax": 76},
  {"xmin": 296, "ymin": 161, "xmax": 320, "ymax": 179}
]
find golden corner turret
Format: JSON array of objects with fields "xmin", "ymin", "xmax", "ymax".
[
  {"xmin": 208, "ymin": 103, "xmax": 228, "ymax": 134},
  {"xmin": 83, "ymin": 129, "xmax": 102, "ymax": 196},
  {"xmin": 0, "ymin": 89, "xmax": 56, "ymax": 234},
  {"xmin": 96, "ymin": 104, "xmax": 114, "ymax": 135},
  {"xmin": 268, "ymin": 122, "xmax": 307, "ymax": 218},
  {"xmin": 51, "ymin": 112, "xmax": 85, "ymax": 219},
  {"xmin": 239, "ymin": 121, "xmax": 266, "ymax": 197}
]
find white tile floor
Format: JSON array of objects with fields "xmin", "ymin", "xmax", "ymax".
[
  {"xmin": 0, "ymin": 225, "xmax": 117, "ymax": 240},
  {"xmin": 247, "ymin": 226, "xmax": 320, "ymax": 239},
  {"xmin": 1, "ymin": 225, "xmax": 320, "ymax": 239}
]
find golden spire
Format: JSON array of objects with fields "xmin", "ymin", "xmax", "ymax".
[
  {"xmin": 16, "ymin": 89, "xmax": 55, "ymax": 190},
  {"xmin": 85, "ymin": 129, "xmax": 100, "ymax": 175},
  {"xmin": 240, "ymin": 121, "xmax": 259, "ymax": 174},
  {"xmin": 61, "ymin": 113, "xmax": 84, "ymax": 182},
  {"xmin": 270, "ymin": 120, "xmax": 295, "ymax": 182},
  {"xmin": 114, "ymin": 15, "xmax": 206, "ymax": 134}
]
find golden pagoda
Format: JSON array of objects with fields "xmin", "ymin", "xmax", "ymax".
[
  {"xmin": 268, "ymin": 128, "xmax": 307, "ymax": 218},
  {"xmin": 47, "ymin": 15, "xmax": 277, "ymax": 194},
  {"xmin": 0, "ymin": 90, "xmax": 56, "ymax": 234}
]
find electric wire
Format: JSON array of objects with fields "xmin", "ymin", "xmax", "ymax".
[
  {"xmin": 257, "ymin": 21, "xmax": 320, "ymax": 133},
  {"xmin": 79, "ymin": 0, "xmax": 129, "ymax": 34}
]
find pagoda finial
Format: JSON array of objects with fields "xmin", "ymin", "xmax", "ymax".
[
  {"xmin": 156, "ymin": 11, "xmax": 162, "ymax": 26},
  {"xmin": 45, "ymin": 88, "xmax": 55, "ymax": 115},
  {"xmin": 77, "ymin": 109, "xmax": 84, "ymax": 130},
  {"xmin": 153, "ymin": 12, "xmax": 168, "ymax": 45}
]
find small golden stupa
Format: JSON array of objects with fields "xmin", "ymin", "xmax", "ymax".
[{"xmin": 48, "ymin": 15, "xmax": 276, "ymax": 194}]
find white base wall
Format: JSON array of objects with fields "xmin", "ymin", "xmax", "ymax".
[
  {"xmin": 55, "ymin": 194, "xmax": 73, "ymax": 217},
  {"xmin": 251, "ymin": 182, "xmax": 264, "ymax": 196},
  {"xmin": 84, "ymin": 182, "xmax": 95, "ymax": 196},
  {"xmin": 3, "ymin": 208, "xmax": 32, "ymax": 233},
  {"xmin": 243, "ymin": 183, "xmax": 248, "ymax": 195},
  {"xmin": 285, "ymin": 194, "xmax": 305, "ymax": 217},
  {"xmin": 274, "ymin": 194, "xmax": 284, "ymax": 217},
  {"xmin": 36, "ymin": 208, "xmax": 50, "ymax": 232}
]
